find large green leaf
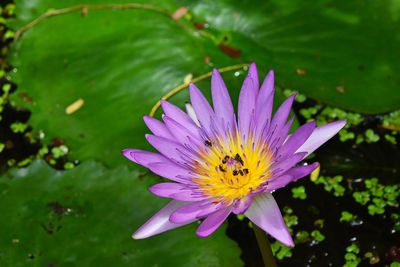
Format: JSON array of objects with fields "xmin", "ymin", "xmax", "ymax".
[
  {"xmin": 0, "ymin": 160, "xmax": 242, "ymax": 266},
  {"xmin": 8, "ymin": 0, "xmax": 245, "ymax": 168},
  {"xmin": 8, "ymin": 0, "xmax": 399, "ymax": 168},
  {"xmin": 179, "ymin": 0, "xmax": 400, "ymax": 114}
]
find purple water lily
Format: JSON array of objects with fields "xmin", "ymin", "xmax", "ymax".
[{"xmin": 122, "ymin": 63, "xmax": 346, "ymax": 246}]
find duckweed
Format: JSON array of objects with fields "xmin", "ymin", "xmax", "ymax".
[
  {"xmin": 311, "ymin": 230, "xmax": 325, "ymax": 242},
  {"xmin": 353, "ymin": 191, "xmax": 370, "ymax": 205},
  {"xmin": 365, "ymin": 129, "xmax": 380, "ymax": 143},
  {"xmin": 295, "ymin": 230, "xmax": 310, "ymax": 244},
  {"xmin": 353, "ymin": 178, "xmax": 400, "ymax": 215},
  {"xmin": 340, "ymin": 211, "xmax": 357, "ymax": 222},
  {"xmin": 283, "ymin": 89, "xmax": 306, "ymax": 103},
  {"xmin": 10, "ymin": 122, "xmax": 28, "ymax": 133},
  {"xmin": 382, "ymin": 110, "xmax": 400, "ymax": 130},
  {"xmin": 344, "ymin": 244, "xmax": 361, "ymax": 267},
  {"xmin": 291, "ymin": 186, "xmax": 307, "ymax": 200},
  {"xmin": 314, "ymin": 175, "xmax": 346, "ymax": 197},
  {"xmin": 271, "ymin": 241, "xmax": 293, "ymax": 259},
  {"xmin": 385, "ymin": 134, "xmax": 397, "ymax": 144}
]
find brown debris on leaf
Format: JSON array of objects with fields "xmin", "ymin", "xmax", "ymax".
[
  {"xmin": 203, "ymin": 55, "xmax": 211, "ymax": 64},
  {"xmin": 17, "ymin": 92, "xmax": 33, "ymax": 103},
  {"xmin": 171, "ymin": 7, "xmax": 188, "ymax": 20},
  {"xmin": 218, "ymin": 43, "xmax": 241, "ymax": 58},
  {"xmin": 336, "ymin": 86, "xmax": 345, "ymax": 93},
  {"xmin": 194, "ymin": 22, "xmax": 206, "ymax": 29},
  {"xmin": 296, "ymin": 68, "xmax": 307, "ymax": 75},
  {"xmin": 66, "ymin": 98, "xmax": 84, "ymax": 114}
]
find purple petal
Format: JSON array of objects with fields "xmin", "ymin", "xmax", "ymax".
[
  {"xmin": 238, "ymin": 76, "xmax": 257, "ymax": 136},
  {"xmin": 161, "ymin": 100, "xmax": 201, "ymax": 137},
  {"xmin": 269, "ymin": 94, "xmax": 296, "ymax": 140},
  {"xmin": 272, "ymin": 116, "xmax": 295, "ymax": 149},
  {"xmin": 211, "ymin": 69, "xmax": 235, "ymax": 131},
  {"xmin": 163, "ymin": 116, "xmax": 202, "ymax": 146},
  {"xmin": 149, "ymin": 182, "xmax": 187, "ymax": 198},
  {"xmin": 265, "ymin": 174, "xmax": 294, "ymax": 192},
  {"xmin": 170, "ymin": 191, "xmax": 208, "ymax": 201},
  {"xmin": 296, "ymin": 119, "xmax": 347, "ymax": 157},
  {"xmin": 121, "ymin": 149, "xmax": 165, "ymax": 167},
  {"xmin": 284, "ymin": 162, "xmax": 319, "ymax": 181},
  {"xmin": 145, "ymin": 134, "xmax": 190, "ymax": 162},
  {"xmin": 232, "ymin": 196, "xmax": 253, "ymax": 215},
  {"xmin": 132, "ymin": 200, "xmax": 193, "ymax": 239},
  {"xmin": 196, "ymin": 205, "xmax": 232, "ymax": 237},
  {"xmin": 271, "ymin": 152, "xmax": 307, "ymax": 175},
  {"xmin": 279, "ymin": 121, "xmax": 316, "ymax": 157},
  {"xmin": 245, "ymin": 193, "xmax": 294, "ymax": 246},
  {"xmin": 147, "ymin": 162, "xmax": 193, "ymax": 184},
  {"xmin": 143, "ymin": 115, "xmax": 174, "ymax": 140},
  {"xmin": 189, "ymin": 83, "xmax": 215, "ymax": 132},
  {"xmin": 254, "ymin": 70, "xmax": 274, "ymax": 138},
  {"xmin": 248, "ymin": 62, "xmax": 260, "ymax": 90},
  {"xmin": 170, "ymin": 201, "xmax": 218, "ymax": 224}
]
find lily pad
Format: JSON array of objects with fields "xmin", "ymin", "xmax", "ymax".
[
  {"xmin": 0, "ymin": 160, "xmax": 242, "ymax": 266},
  {"xmin": 180, "ymin": 0, "xmax": 400, "ymax": 114},
  {"xmin": 7, "ymin": 0, "xmax": 247, "ymax": 168},
  {"xmin": 8, "ymin": 0, "xmax": 399, "ymax": 168}
]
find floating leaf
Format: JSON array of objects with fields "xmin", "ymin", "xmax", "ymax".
[{"xmin": 0, "ymin": 160, "xmax": 242, "ymax": 266}]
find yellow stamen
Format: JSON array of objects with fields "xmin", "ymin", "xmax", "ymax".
[{"xmin": 192, "ymin": 132, "xmax": 273, "ymax": 203}]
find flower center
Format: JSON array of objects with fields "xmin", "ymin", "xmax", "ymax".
[{"xmin": 191, "ymin": 134, "xmax": 273, "ymax": 203}]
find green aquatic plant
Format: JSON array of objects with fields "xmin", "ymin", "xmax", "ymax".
[
  {"xmin": 353, "ymin": 191, "xmax": 370, "ymax": 205},
  {"xmin": 365, "ymin": 129, "xmax": 380, "ymax": 143},
  {"xmin": 299, "ymin": 106, "xmax": 321, "ymax": 121},
  {"xmin": 352, "ymin": 178, "xmax": 400, "ymax": 215},
  {"xmin": 340, "ymin": 211, "xmax": 357, "ymax": 222},
  {"xmin": 295, "ymin": 230, "xmax": 310, "ymax": 244},
  {"xmin": 339, "ymin": 129, "xmax": 355, "ymax": 142},
  {"xmin": 344, "ymin": 243, "xmax": 361, "ymax": 267},
  {"xmin": 382, "ymin": 110, "xmax": 400, "ymax": 130},
  {"xmin": 283, "ymin": 89, "xmax": 306, "ymax": 103},
  {"xmin": 291, "ymin": 186, "xmax": 307, "ymax": 200},
  {"xmin": 64, "ymin": 162, "xmax": 75, "ymax": 170},
  {"xmin": 271, "ymin": 240, "xmax": 293, "ymax": 259},
  {"xmin": 314, "ymin": 175, "xmax": 346, "ymax": 197},
  {"xmin": 282, "ymin": 206, "xmax": 298, "ymax": 232},
  {"xmin": 385, "ymin": 134, "xmax": 397, "ymax": 144},
  {"xmin": 10, "ymin": 122, "xmax": 28, "ymax": 133},
  {"xmin": 311, "ymin": 230, "xmax": 325, "ymax": 242},
  {"xmin": 51, "ymin": 145, "xmax": 69, "ymax": 159},
  {"xmin": 391, "ymin": 213, "xmax": 400, "ymax": 232},
  {"xmin": 16, "ymin": 157, "xmax": 32, "ymax": 167}
]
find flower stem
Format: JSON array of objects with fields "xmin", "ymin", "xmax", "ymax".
[{"xmin": 252, "ymin": 224, "xmax": 277, "ymax": 267}]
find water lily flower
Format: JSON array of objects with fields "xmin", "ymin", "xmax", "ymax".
[{"xmin": 122, "ymin": 63, "xmax": 346, "ymax": 246}]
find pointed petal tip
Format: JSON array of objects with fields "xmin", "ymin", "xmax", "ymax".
[
  {"xmin": 159, "ymin": 99, "xmax": 170, "ymax": 110},
  {"xmin": 132, "ymin": 231, "xmax": 143, "ymax": 240},
  {"xmin": 121, "ymin": 148, "xmax": 137, "ymax": 163},
  {"xmin": 336, "ymin": 119, "xmax": 347, "ymax": 128},
  {"xmin": 280, "ymin": 236, "xmax": 295, "ymax": 247},
  {"xmin": 142, "ymin": 114, "xmax": 151, "ymax": 122},
  {"xmin": 189, "ymin": 83, "xmax": 200, "ymax": 95}
]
